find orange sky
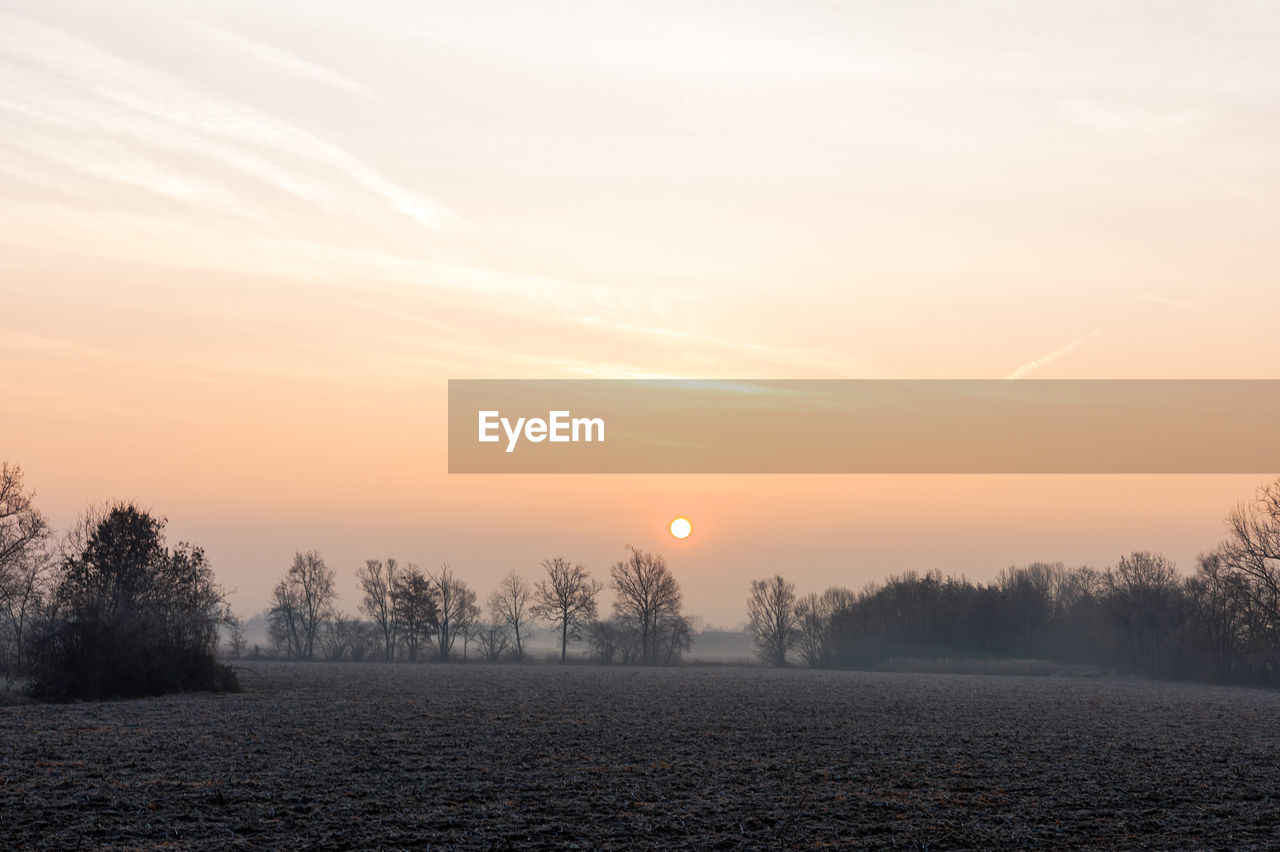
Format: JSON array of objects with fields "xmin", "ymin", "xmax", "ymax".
[{"xmin": 2, "ymin": 1, "xmax": 1278, "ymax": 626}]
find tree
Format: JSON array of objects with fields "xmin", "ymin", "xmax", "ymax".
[
  {"xmin": 31, "ymin": 503, "xmax": 235, "ymax": 700},
  {"xmin": 586, "ymin": 618, "xmax": 621, "ymax": 663},
  {"xmin": 429, "ymin": 563, "xmax": 474, "ymax": 661},
  {"xmin": 586, "ymin": 617, "xmax": 641, "ymax": 664},
  {"xmin": 348, "ymin": 621, "xmax": 377, "ymax": 661},
  {"xmin": 1221, "ymin": 478, "xmax": 1280, "ymax": 637},
  {"xmin": 531, "ymin": 557, "xmax": 602, "ymax": 662},
  {"xmin": 488, "ymin": 571, "xmax": 533, "ymax": 661},
  {"xmin": 0, "ymin": 463, "xmax": 52, "ymax": 672},
  {"xmin": 796, "ymin": 586, "xmax": 857, "ymax": 667},
  {"xmin": 609, "ymin": 546, "xmax": 683, "ymax": 665},
  {"xmin": 269, "ymin": 551, "xmax": 336, "ymax": 660},
  {"xmin": 473, "ymin": 621, "xmax": 511, "ymax": 662},
  {"xmin": 458, "ymin": 591, "xmax": 481, "ymax": 661},
  {"xmin": 223, "ymin": 611, "xmax": 247, "ymax": 659},
  {"xmin": 268, "ymin": 578, "xmax": 305, "ymax": 658},
  {"xmin": 318, "ymin": 613, "xmax": 368, "ymax": 661},
  {"xmin": 747, "ymin": 575, "xmax": 799, "ymax": 666},
  {"xmin": 393, "ymin": 563, "xmax": 436, "ymax": 662},
  {"xmin": 1188, "ymin": 550, "xmax": 1251, "ymax": 679},
  {"xmin": 1105, "ymin": 551, "xmax": 1181, "ymax": 672},
  {"xmin": 794, "ymin": 593, "xmax": 825, "ymax": 666},
  {"xmin": 654, "ymin": 613, "xmax": 695, "ymax": 665},
  {"xmin": 357, "ymin": 558, "xmax": 401, "ymax": 661}
]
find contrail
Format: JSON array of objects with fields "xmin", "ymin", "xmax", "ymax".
[{"xmin": 1005, "ymin": 329, "xmax": 1101, "ymax": 380}]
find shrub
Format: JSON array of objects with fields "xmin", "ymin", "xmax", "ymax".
[{"xmin": 28, "ymin": 504, "xmax": 238, "ymax": 701}]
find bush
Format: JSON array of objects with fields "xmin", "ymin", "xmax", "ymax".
[{"xmin": 28, "ymin": 504, "xmax": 239, "ymax": 701}]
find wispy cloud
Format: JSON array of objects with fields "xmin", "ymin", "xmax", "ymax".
[
  {"xmin": 0, "ymin": 12, "xmax": 458, "ymax": 229},
  {"xmin": 177, "ymin": 19, "xmax": 376, "ymax": 99},
  {"xmin": 1060, "ymin": 97, "xmax": 1205, "ymax": 135},
  {"xmin": 1005, "ymin": 329, "xmax": 1101, "ymax": 380},
  {"xmin": 1141, "ymin": 292, "xmax": 1195, "ymax": 309}
]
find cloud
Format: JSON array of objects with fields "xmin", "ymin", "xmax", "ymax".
[
  {"xmin": 0, "ymin": 12, "xmax": 458, "ymax": 229},
  {"xmin": 1141, "ymin": 292, "xmax": 1194, "ymax": 309},
  {"xmin": 177, "ymin": 18, "xmax": 376, "ymax": 99},
  {"xmin": 1005, "ymin": 329, "xmax": 1101, "ymax": 380},
  {"xmin": 1060, "ymin": 97, "xmax": 1205, "ymax": 135}
]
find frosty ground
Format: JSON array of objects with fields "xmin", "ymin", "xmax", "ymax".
[{"xmin": 3, "ymin": 662, "xmax": 1278, "ymax": 848}]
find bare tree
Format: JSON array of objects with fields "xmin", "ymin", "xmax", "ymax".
[
  {"xmin": 268, "ymin": 578, "xmax": 305, "ymax": 658},
  {"xmin": 655, "ymin": 613, "xmax": 695, "ymax": 664},
  {"xmin": 794, "ymin": 593, "xmax": 827, "ymax": 667},
  {"xmin": 586, "ymin": 618, "xmax": 621, "ymax": 663},
  {"xmin": 269, "ymin": 552, "xmax": 336, "ymax": 660},
  {"xmin": 587, "ymin": 617, "xmax": 642, "ymax": 664},
  {"xmin": 459, "ymin": 591, "xmax": 481, "ymax": 661},
  {"xmin": 0, "ymin": 550, "xmax": 49, "ymax": 670},
  {"xmin": 318, "ymin": 613, "xmax": 367, "ymax": 661},
  {"xmin": 393, "ymin": 563, "xmax": 436, "ymax": 662},
  {"xmin": 531, "ymin": 557, "xmax": 602, "ymax": 662},
  {"xmin": 1105, "ymin": 551, "xmax": 1180, "ymax": 671},
  {"xmin": 609, "ymin": 546, "xmax": 683, "ymax": 665},
  {"xmin": 488, "ymin": 571, "xmax": 533, "ymax": 661},
  {"xmin": 429, "ymin": 563, "xmax": 474, "ymax": 661},
  {"xmin": 473, "ymin": 621, "xmax": 511, "ymax": 661},
  {"xmin": 0, "ymin": 462, "xmax": 50, "ymax": 576},
  {"xmin": 1221, "ymin": 478, "xmax": 1280, "ymax": 633},
  {"xmin": 222, "ymin": 611, "xmax": 247, "ymax": 659},
  {"xmin": 357, "ymin": 558, "xmax": 401, "ymax": 661},
  {"xmin": 0, "ymin": 463, "xmax": 52, "ymax": 672},
  {"xmin": 747, "ymin": 575, "xmax": 799, "ymax": 666},
  {"xmin": 1190, "ymin": 549, "xmax": 1251, "ymax": 679}
]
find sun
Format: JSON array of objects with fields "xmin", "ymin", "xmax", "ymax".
[{"xmin": 669, "ymin": 517, "xmax": 692, "ymax": 540}]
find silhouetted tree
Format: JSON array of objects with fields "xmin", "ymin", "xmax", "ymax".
[
  {"xmin": 654, "ymin": 613, "xmax": 695, "ymax": 664},
  {"xmin": 30, "ymin": 503, "xmax": 235, "ymax": 700},
  {"xmin": 586, "ymin": 618, "xmax": 621, "ymax": 663},
  {"xmin": 0, "ymin": 463, "xmax": 52, "ymax": 673},
  {"xmin": 587, "ymin": 617, "xmax": 642, "ymax": 664},
  {"xmin": 795, "ymin": 587, "xmax": 854, "ymax": 667},
  {"xmin": 610, "ymin": 546, "xmax": 683, "ymax": 665},
  {"xmin": 1106, "ymin": 552, "xmax": 1181, "ymax": 672},
  {"xmin": 393, "ymin": 563, "xmax": 436, "ymax": 662},
  {"xmin": 222, "ymin": 612, "xmax": 247, "ymax": 659},
  {"xmin": 1221, "ymin": 478, "xmax": 1280, "ymax": 648},
  {"xmin": 269, "ymin": 551, "xmax": 336, "ymax": 660},
  {"xmin": 429, "ymin": 563, "xmax": 474, "ymax": 661},
  {"xmin": 747, "ymin": 575, "xmax": 799, "ymax": 666},
  {"xmin": 459, "ymin": 592, "xmax": 481, "ymax": 661},
  {"xmin": 319, "ymin": 612, "xmax": 368, "ymax": 661},
  {"xmin": 488, "ymin": 571, "xmax": 533, "ymax": 661},
  {"xmin": 531, "ymin": 557, "xmax": 602, "ymax": 662},
  {"xmin": 1185, "ymin": 550, "xmax": 1246, "ymax": 679},
  {"xmin": 473, "ymin": 621, "xmax": 511, "ymax": 661},
  {"xmin": 357, "ymin": 558, "xmax": 401, "ymax": 661}
]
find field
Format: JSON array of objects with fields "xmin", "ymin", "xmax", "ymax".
[{"xmin": 3, "ymin": 663, "xmax": 1279, "ymax": 849}]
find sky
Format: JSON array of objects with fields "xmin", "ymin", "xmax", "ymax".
[{"xmin": 2, "ymin": 0, "xmax": 1279, "ymax": 628}]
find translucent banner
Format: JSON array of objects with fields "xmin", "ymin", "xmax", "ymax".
[{"xmin": 447, "ymin": 380, "xmax": 1280, "ymax": 473}]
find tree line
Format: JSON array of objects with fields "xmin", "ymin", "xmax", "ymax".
[
  {"xmin": 746, "ymin": 477, "xmax": 1280, "ymax": 685},
  {"xmin": 8, "ymin": 457, "xmax": 1280, "ymax": 697},
  {"xmin": 258, "ymin": 545, "xmax": 693, "ymax": 665},
  {"xmin": 0, "ymin": 460, "xmax": 697, "ymax": 697}
]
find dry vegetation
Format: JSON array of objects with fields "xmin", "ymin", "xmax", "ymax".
[{"xmin": 3, "ymin": 663, "xmax": 1279, "ymax": 848}]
